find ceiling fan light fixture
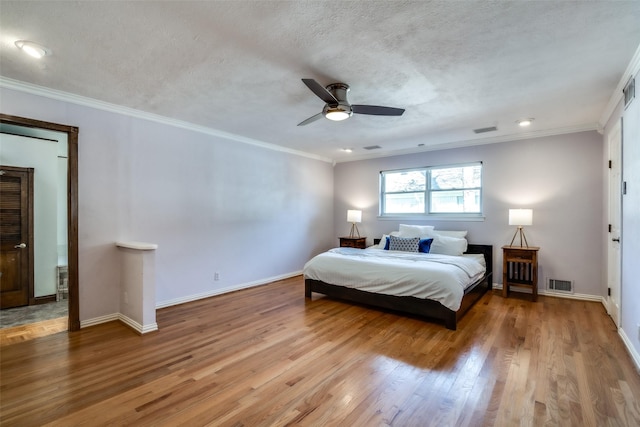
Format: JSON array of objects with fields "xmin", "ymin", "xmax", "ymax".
[
  {"xmin": 325, "ymin": 108, "xmax": 351, "ymax": 121},
  {"xmin": 15, "ymin": 40, "xmax": 51, "ymax": 58}
]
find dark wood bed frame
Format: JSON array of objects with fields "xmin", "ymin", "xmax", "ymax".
[{"xmin": 304, "ymin": 243, "xmax": 493, "ymax": 330}]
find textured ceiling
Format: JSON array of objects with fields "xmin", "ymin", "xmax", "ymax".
[{"xmin": 1, "ymin": 1, "xmax": 639, "ymax": 162}]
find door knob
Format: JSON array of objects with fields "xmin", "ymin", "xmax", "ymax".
[
  {"xmin": 612, "ymin": 238, "xmax": 620, "ymax": 242},
  {"xmin": 14, "ymin": 243, "xmax": 26, "ymax": 249}
]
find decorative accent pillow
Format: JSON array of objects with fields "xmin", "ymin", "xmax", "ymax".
[
  {"xmin": 418, "ymin": 238, "xmax": 434, "ymax": 253},
  {"xmin": 384, "ymin": 236, "xmax": 390, "ymax": 250},
  {"xmin": 429, "ymin": 235, "xmax": 468, "ymax": 256},
  {"xmin": 388, "ymin": 235, "xmax": 420, "ymax": 252},
  {"xmin": 398, "ymin": 224, "xmax": 435, "ymax": 238}
]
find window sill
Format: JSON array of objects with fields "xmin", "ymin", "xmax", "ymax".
[{"xmin": 377, "ymin": 215, "xmax": 485, "ymax": 222}]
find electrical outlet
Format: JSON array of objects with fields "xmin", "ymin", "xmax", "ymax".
[{"xmin": 214, "ymin": 272, "xmax": 220, "ymax": 281}]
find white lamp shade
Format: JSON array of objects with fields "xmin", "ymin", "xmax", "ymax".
[
  {"xmin": 509, "ymin": 209, "xmax": 533, "ymax": 226},
  {"xmin": 347, "ymin": 209, "xmax": 362, "ymax": 223}
]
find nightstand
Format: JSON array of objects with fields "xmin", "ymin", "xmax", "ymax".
[
  {"xmin": 339, "ymin": 237, "xmax": 367, "ymax": 249},
  {"xmin": 502, "ymin": 245, "xmax": 539, "ymax": 301}
]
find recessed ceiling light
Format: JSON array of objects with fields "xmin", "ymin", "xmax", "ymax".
[
  {"xmin": 517, "ymin": 118, "xmax": 534, "ymax": 127},
  {"xmin": 15, "ymin": 40, "xmax": 51, "ymax": 59},
  {"xmin": 341, "ymin": 148, "xmax": 353, "ymax": 153}
]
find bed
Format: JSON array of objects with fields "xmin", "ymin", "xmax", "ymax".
[{"xmin": 304, "ymin": 236, "xmax": 493, "ymax": 330}]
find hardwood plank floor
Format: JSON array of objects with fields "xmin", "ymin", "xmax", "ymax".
[
  {"xmin": 1, "ymin": 276, "xmax": 639, "ymax": 426},
  {"xmin": 0, "ymin": 317, "xmax": 67, "ymax": 347}
]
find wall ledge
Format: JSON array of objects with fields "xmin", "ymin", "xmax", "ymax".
[{"xmin": 116, "ymin": 241, "xmax": 158, "ymax": 250}]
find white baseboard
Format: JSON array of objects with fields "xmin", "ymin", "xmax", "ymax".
[
  {"xmin": 118, "ymin": 314, "xmax": 158, "ymax": 335},
  {"xmin": 619, "ymin": 328, "xmax": 640, "ymax": 373},
  {"xmin": 155, "ymin": 270, "xmax": 303, "ymax": 309},
  {"xmin": 80, "ymin": 313, "xmax": 119, "ymax": 328},
  {"xmin": 492, "ymin": 283, "xmax": 605, "ymax": 303},
  {"xmin": 81, "ymin": 313, "xmax": 157, "ymax": 334}
]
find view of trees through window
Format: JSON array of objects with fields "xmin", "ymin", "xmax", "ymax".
[{"xmin": 380, "ymin": 163, "xmax": 482, "ymax": 215}]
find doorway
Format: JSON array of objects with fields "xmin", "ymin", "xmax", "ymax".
[
  {"xmin": 0, "ymin": 165, "xmax": 34, "ymax": 309},
  {"xmin": 0, "ymin": 114, "xmax": 79, "ymax": 332}
]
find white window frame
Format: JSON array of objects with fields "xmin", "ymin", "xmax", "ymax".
[{"xmin": 379, "ymin": 162, "xmax": 484, "ymax": 220}]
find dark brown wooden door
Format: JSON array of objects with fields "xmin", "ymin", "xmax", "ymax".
[{"xmin": 0, "ymin": 165, "xmax": 34, "ymax": 309}]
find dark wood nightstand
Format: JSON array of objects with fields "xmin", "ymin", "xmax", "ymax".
[
  {"xmin": 339, "ymin": 237, "xmax": 367, "ymax": 249},
  {"xmin": 502, "ymin": 245, "xmax": 539, "ymax": 301}
]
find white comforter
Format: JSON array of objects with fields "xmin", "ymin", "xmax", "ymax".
[{"xmin": 303, "ymin": 247, "xmax": 486, "ymax": 311}]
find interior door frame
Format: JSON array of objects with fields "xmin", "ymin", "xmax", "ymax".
[{"xmin": 0, "ymin": 114, "xmax": 80, "ymax": 332}]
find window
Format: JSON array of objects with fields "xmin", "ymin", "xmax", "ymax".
[{"xmin": 380, "ymin": 163, "xmax": 482, "ymax": 217}]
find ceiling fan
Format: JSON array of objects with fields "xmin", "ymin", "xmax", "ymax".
[{"xmin": 298, "ymin": 78, "xmax": 405, "ymax": 126}]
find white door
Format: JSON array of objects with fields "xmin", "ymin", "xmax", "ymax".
[{"xmin": 607, "ymin": 120, "xmax": 622, "ymax": 327}]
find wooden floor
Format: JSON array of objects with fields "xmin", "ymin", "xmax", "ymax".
[
  {"xmin": 0, "ymin": 317, "xmax": 67, "ymax": 347},
  {"xmin": 1, "ymin": 276, "xmax": 639, "ymax": 427}
]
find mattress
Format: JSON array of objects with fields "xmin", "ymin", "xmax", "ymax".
[{"xmin": 303, "ymin": 247, "xmax": 486, "ymax": 311}]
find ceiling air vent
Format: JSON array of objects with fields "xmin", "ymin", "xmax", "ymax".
[
  {"xmin": 363, "ymin": 145, "xmax": 382, "ymax": 150},
  {"xmin": 473, "ymin": 126, "xmax": 498, "ymax": 134}
]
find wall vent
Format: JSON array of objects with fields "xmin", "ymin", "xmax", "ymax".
[
  {"xmin": 624, "ymin": 77, "xmax": 635, "ymax": 108},
  {"xmin": 548, "ymin": 278, "xmax": 573, "ymax": 293},
  {"xmin": 363, "ymin": 145, "xmax": 382, "ymax": 150},
  {"xmin": 473, "ymin": 126, "xmax": 498, "ymax": 134}
]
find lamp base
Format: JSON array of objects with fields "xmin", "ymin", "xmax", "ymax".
[
  {"xmin": 509, "ymin": 226, "xmax": 529, "ymax": 248},
  {"xmin": 349, "ymin": 223, "xmax": 360, "ymax": 239}
]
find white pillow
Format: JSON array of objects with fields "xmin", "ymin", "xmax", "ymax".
[
  {"xmin": 377, "ymin": 231, "xmax": 399, "ymax": 248},
  {"xmin": 429, "ymin": 235, "xmax": 468, "ymax": 256},
  {"xmin": 398, "ymin": 224, "xmax": 435, "ymax": 238},
  {"xmin": 432, "ymin": 230, "xmax": 468, "ymax": 238}
]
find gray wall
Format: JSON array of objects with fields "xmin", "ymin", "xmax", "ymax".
[
  {"xmin": 1, "ymin": 87, "xmax": 334, "ymax": 322},
  {"xmin": 334, "ymin": 131, "xmax": 605, "ymax": 297}
]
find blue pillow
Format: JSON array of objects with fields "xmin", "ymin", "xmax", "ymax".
[
  {"xmin": 384, "ymin": 236, "xmax": 390, "ymax": 250},
  {"xmin": 419, "ymin": 238, "xmax": 434, "ymax": 253}
]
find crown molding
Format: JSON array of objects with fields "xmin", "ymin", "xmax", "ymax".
[
  {"xmin": 599, "ymin": 42, "xmax": 640, "ymax": 128},
  {"xmin": 0, "ymin": 77, "xmax": 333, "ymax": 164}
]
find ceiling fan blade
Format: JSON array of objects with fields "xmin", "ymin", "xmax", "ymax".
[
  {"xmin": 352, "ymin": 105, "xmax": 405, "ymax": 116},
  {"xmin": 302, "ymin": 79, "xmax": 338, "ymax": 105},
  {"xmin": 297, "ymin": 112, "xmax": 324, "ymax": 126}
]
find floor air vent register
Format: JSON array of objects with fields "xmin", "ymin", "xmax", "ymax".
[{"xmin": 548, "ymin": 278, "xmax": 573, "ymax": 293}]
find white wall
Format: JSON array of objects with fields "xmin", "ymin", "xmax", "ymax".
[
  {"xmin": 334, "ymin": 131, "xmax": 604, "ymax": 297},
  {"xmin": 57, "ymin": 143, "xmax": 68, "ymax": 265},
  {"xmin": 621, "ymin": 71, "xmax": 640, "ymax": 361},
  {"xmin": 1, "ymin": 87, "xmax": 334, "ymax": 322},
  {"xmin": 0, "ymin": 133, "xmax": 59, "ymax": 297}
]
